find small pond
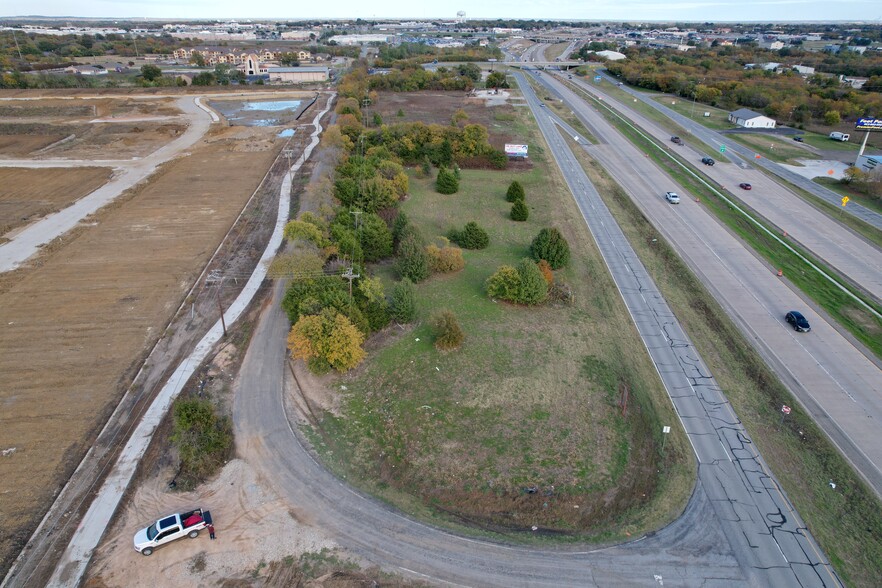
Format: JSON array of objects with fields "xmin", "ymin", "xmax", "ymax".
[{"xmin": 210, "ymin": 99, "xmax": 303, "ymax": 127}]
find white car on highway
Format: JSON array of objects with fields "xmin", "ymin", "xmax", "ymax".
[{"xmin": 665, "ymin": 191, "xmax": 681, "ymax": 204}]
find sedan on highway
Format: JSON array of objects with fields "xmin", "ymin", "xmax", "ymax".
[
  {"xmin": 793, "ymin": 136, "xmax": 804, "ymax": 142},
  {"xmin": 701, "ymin": 157, "xmax": 715, "ymax": 166},
  {"xmin": 785, "ymin": 311, "xmax": 811, "ymax": 332},
  {"xmin": 671, "ymin": 136, "xmax": 682, "ymax": 144},
  {"xmin": 665, "ymin": 191, "xmax": 681, "ymax": 204},
  {"xmin": 739, "ymin": 183, "xmax": 752, "ymax": 190}
]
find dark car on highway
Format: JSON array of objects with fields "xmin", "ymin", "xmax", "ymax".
[
  {"xmin": 671, "ymin": 136, "xmax": 682, "ymax": 144},
  {"xmin": 739, "ymin": 183, "xmax": 752, "ymax": 190},
  {"xmin": 793, "ymin": 136, "xmax": 804, "ymax": 142},
  {"xmin": 701, "ymin": 157, "xmax": 715, "ymax": 166},
  {"xmin": 785, "ymin": 311, "xmax": 811, "ymax": 332}
]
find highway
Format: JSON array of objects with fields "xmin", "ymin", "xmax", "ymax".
[
  {"xmin": 562, "ymin": 71, "xmax": 882, "ymax": 304},
  {"xmin": 594, "ymin": 69, "xmax": 882, "ymax": 232},
  {"xmin": 527, "ymin": 69, "xmax": 882, "ymax": 497}
]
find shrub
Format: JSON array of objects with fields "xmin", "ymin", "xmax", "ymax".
[
  {"xmin": 397, "ymin": 108, "xmax": 405, "ymax": 117},
  {"xmin": 448, "ymin": 221, "xmax": 489, "ymax": 249},
  {"xmin": 436, "ymin": 167, "xmax": 459, "ymax": 194},
  {"xmin": 420, "ymin": 158, "xmax": 432, "ymax": 177},
  {"xmin": 537, "ymin": 259, "xmax": 554, "ymax": 284},
  {"xmin": 170, "ymin": 398, "xmax": 233, "ymax": 487},
  {"xmin": 390, "ymin": 279, "xmax": 416, "ymax": 323},
  {"xmin": 530, "ymin": 227, "xmax": 571, "ymax": 269},
  {"xmin": 359, "ymin": 213, "xmax": 393, "ymax": 262},
  {"xmin": 432, "ymin": 310, "xmax": 464, "ymax": 350},
  {"xmin": 487, "ymin": 149, "xmax": 508, "ymax": 169},
  {"xmin": 426, "ymin": 244, "xmax": 465, "ymax": 273},
  {"xmin": 510, "ymin": 198, "xmax": 528, "ymax": 221},
  {"xmin": 395, "ymin": 233, "xmax": 430, "ymax": 282},
  {"xmin": 516, "ymin": 258, "xmax": 548, "ymax": 305},
  {"xmin": 506, "ymin": 181, "xmax": 525, "ymax": 202},
  {"xmin": 485, "ymin": 265, "xmax": 521, "ymax": 301},
  {"xmin": 392, "ymin": 210, "xmax": 410, "ymax": 249}
]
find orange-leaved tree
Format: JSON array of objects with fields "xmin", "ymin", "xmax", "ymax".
[{"xmin": 287, "ymin": 308, "xmax": 366, "ymax": 373}]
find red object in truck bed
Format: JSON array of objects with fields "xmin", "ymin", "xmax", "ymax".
[{"xmin": 183, "ymin": 513, "xmax": 203, "ymax": 527}]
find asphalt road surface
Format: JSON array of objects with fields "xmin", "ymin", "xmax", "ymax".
[
  {"xmin": 529, "ymin": 70, "xmax": 882, "ymax": 497},
  {"xmin": 563, "ymin": 72, "xmax": 882, "ymax": 303},
  {"xmin": 594, "ymin": 70, "xmax": 882, "ymax": 232},
  {"xmin": 229, "ymin": 78, "xmax": 840, "ymax": 586}
]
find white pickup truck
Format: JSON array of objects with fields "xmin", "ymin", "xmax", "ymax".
[{"xmin": 133, "ymin": 508, "xmax": 214, "ymax": 556}]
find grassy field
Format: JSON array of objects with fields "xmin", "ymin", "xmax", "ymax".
[
  {"xmin": 309, "ymin": 100, "xmax": 693, "ymax": 543},
  {"xmin": 581, "ymin": 94, "xmax": 882, "ymax": 360},
  {"xmin": 814, "ymin": 177, "xmax": 882, "ymax": 216},
  {"xmin": 565, "ymin": 138, "xmax": 882, "ymax": 588},
  {"xmin": 650, "ymin": 96, "xmax": 736, "ymax": 131},
  {"xmin": 727, "ymin": 133, "xmax": 810, "ymax": 163}
]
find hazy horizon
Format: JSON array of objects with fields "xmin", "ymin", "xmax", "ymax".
[{"xmin": 2, "ymin": 0, "xmax": 880, "ymax": 24}]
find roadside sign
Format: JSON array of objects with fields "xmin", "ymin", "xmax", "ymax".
[
  {"xmin": 662, "ymin": 426, "xmax": 671, "ymax": 433},
  {"xmin": 842, "ymin": 196, "xmax": 850, "ymax": 207},
  {"xmin": 719, "ymin": 145, "xmax": 726, "ymax": 153},
  {"xmin": 781, "ymin": 405, "xmax": 792, "ymax": 415}
]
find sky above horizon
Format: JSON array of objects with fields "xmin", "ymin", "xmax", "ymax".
[{"xmin": 4, "ymin": 0, "xmax": 881, "ymax": 23}]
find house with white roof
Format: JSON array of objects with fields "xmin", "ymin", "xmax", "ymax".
[{"xmin": 728, "ymin": 108, "xmax": 776, "ymax": 129}]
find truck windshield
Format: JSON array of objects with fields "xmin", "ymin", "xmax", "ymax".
[{"xmin": 146, "ymin": 523, "xmax": 158, "ymax": 541}]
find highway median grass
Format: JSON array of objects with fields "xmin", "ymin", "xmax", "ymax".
[{"xmin": 565, "ymin": 136, "xmax": 882, "ymax": 588}]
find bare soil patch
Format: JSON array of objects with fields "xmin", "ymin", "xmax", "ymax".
[
  {"xmin": 46, "ymin": 122, "xmax": 189, "ymax": 159},
  {"xmin": 85, "ymin": 459, "xmax": 336, "ymax": 588},
  {"xmin": 0, "ymin": 126, "xmax": 283, "ymax": 576},
  {"xmin": 0, "ymin": 134, "xmax": 67, "ymax": 156},
  {"xmin": 0, "ymin": 167, "xmax": 113, "ymax": 236}
]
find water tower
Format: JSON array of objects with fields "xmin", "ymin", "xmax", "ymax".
[{"xmin": 457, "ymin": 10, "xmax": 466, "ymax": 23}]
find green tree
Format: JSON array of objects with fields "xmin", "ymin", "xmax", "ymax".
[
  {"xmin": 191, "ymin": 72, "xmax": 216, "ymax": 86},
  {"xmin": 287, "ymin": 308, "xmax": 366, "ymax": 373},
  {"xmin": 516, "ymin": 258, "xmax": 548, "ymax": 305},
  {"xmin": 486, "ymin": 71, "xmax": 509, "ymax": 89},
  {"xmin": 191, "ymin": 52, "xmax": 206, "ymax": 67},
  {"xmin": 823, "ymin": 110, "xmax": 841, "ymax": 125},
  {"xmin": 506, "ymin": 180, "xmax": 525, "ymax": 202},
  {"xmin": 448, "ymin": 221, "xmax": 489, "ymax": 249},
  {"xmin": 485, "ymin": 265, "xmax": 520, "ymax": 301},
  {"xmin": 530, "ymin": 227, "xmax": 570, "ymax": 269},
  {"xmin": 359, "ymin": 212, "xmax": 393, "ymax": 262},
  {"xmin": 433, "ymin": 310, "xmax": 464, "ymax": 350},
  {"xmin": 510, "ymin": 198, "xmax": 528, "ymax": 221},
  {"xmin": 390, "ymin": 279, "xmax": 417, "ymax": 323},
  {"xmin": 436, "ymin": 167, "xmax": 459, "ymax": 194},
  {"xmin": 395, "ymin": 233, "xmax": 430, "ymax": 282},
  {"xmin": 170, "ymin": 398, "xmax": 232, "ymax": 484},
  {"xmin": 140, "ymin": 64, "xmax": 162, "ymax": 81}
]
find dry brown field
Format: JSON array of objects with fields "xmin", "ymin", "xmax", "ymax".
[
  {"xmin": 0, "ymin": 167, "xmax": 113, "ymax": 237},
  {"xmin": 0, "ymin": 97, "xmax": 180, "ymax": 121},
  {"xmin": 0, "ymin": 124, "xmax": 283, "ymax": 575},
  {"xmin": 0, "ymin": 135, "xmax": 68, "ymax": 156}
]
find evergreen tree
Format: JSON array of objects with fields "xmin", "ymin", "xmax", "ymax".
[
  {"xmin": 436, "ymin": 167, "xmax": 459, "ymax": 194},
  {"xmin": 506, "ymin": 181, "xmax": 525, "ymax": 202},
  {"xmin": 510, "ymin": 198, "xmax": 528, "ymax": 221},
  {"xmin": 530, "ymin": 227, "xmax": 571, "ymax": 269},
  {"xmin": 395, "ymin": 234, "xmax": 430, "ymax": 282},
  {"xmin": 390, "ymin": 279, "xmax": 417, "ymax": 323}
]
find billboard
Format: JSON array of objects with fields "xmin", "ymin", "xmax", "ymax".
[
  {"xmin": 855, "ymin": 118, "xmax": 882, "ymax": 131},
  {"xmin": 505, "ymin": 144, "xmax": 529, "ymax": 158}
]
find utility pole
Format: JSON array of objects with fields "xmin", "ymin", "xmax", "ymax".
[
  {"xmin": 206, "ymin": 270, "xmax": 227, "ymax": 337},
  {"xmin": 341, "ymin": 266, "xmax": 360, "ymax": 306},
  {"xmin": 11, "ymin": 29, "xmax": 24, "ymax": 61}
]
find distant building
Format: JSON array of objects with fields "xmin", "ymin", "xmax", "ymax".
[
  {"xmin": 266, "ymin": 66, "xmax": 329, "ymax": 83},
  {"xmin": 64, "ymin": 65, "xmax": 107, "ymax": 76},
  {"xmin": 595, "ymin": 50, "xmax": 626, "ymax": 61},
  {"xmin": 728, "ymin": 108, "xmax": 776, "ymax": 129},
  {"xmin": 791, "ymin": 65, "xmax": 815, "ymax": 75},
  {"xmin": 855, "ymin": 154, "xmax": 882, "ymax": 175},
  {"xmin": 328, "ymin": 34, "xmax": 390, "ymax": 45}
]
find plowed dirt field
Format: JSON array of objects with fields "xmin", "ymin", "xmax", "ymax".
[
  {"xmin": 0, "ymin": 167, "xmax": 113, "ymax": 237},
  {"xmin": 0, "ymin": 125, "xmax": 283, "ymax": 575}
]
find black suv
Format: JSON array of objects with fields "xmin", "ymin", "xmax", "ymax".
[
  {"xmin": 701, "ymin": 157, "xmax": 715, "ymax": 166},
  {"xmin": 785, "ymin": 311, "xmax": 811, "ymax": 332}
]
